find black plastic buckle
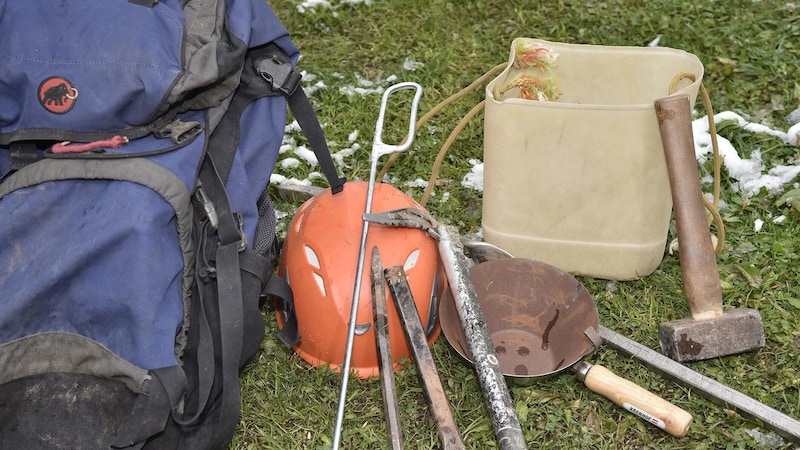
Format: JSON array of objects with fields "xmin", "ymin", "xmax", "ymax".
[
  {"xmin": 234, "ymin": 212, "xmax": 248, "ymax": 252},
  {"xmin": 10, "ymin": 142, "xmax": 40, "ymax": 170},
  {"xmin": 254, "ymin": 56, "xmax": 302, "ymax": 96},
  {"xmin": 193, "ymin": 182, "xmax": 219, "ymax": 233},
  {"xmin": 154, "ymin": 119, "xmax": 203, "ymax": 145}
]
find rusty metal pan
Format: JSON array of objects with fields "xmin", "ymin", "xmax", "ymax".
[
  {"xmin": 439, "ymin": 257, "xmax": 693, "ymax": 437},
  {"xmin": 440, "ymin": 258, "xmax": 597, "ymax": 379}
]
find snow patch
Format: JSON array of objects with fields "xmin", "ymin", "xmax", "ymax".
[
  {"xmin": 461, "ymin": 159, "xmax": 484, "ymax": 191},
  {"xmin": 403, "ymin": 58, "xmax": 425, "ymax": 71}
]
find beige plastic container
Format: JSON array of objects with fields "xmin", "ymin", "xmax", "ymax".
[{"xmin": 482, "ymin": 38, "xmax": 704, "ymax": 280}]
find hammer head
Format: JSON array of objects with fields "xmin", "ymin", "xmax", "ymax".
[{"xmin": 659, "ymin": 308, "xmax": 765, "ymax": 362}]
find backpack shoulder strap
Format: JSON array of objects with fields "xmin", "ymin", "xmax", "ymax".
[
  {"xmin": 285, "ymin": 83, "xmax": 346, "ymax": 194},
  {"xmin": 112, "ymin": 153, "xmax": 256, "ymax": 450},
  {"xmin": 209, "ymin": 44, "xmax": 345, "ymax": 193}
]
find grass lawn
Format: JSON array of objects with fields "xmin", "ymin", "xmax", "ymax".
[{"xmin": 233, "ymin": 1, "xmax": 800, "ymax": 448}]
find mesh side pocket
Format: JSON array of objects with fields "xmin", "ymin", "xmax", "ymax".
[{"xmin": 253, "ymin": 188, "xmax": 278, "ymax": 263}]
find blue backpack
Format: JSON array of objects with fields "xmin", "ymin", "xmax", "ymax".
[{"xmin": 0, "ymin": 1, "xmax": 344, "ymax": 448}]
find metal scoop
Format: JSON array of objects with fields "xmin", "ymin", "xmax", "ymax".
[{"xmin": 439, "ymin": 258, "xmax": 694, "ymax": 438}]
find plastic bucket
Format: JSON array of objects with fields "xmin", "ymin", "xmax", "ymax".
[{"xmin": 482, "ymin": 38, "xmax": 704, "ymax": 280}]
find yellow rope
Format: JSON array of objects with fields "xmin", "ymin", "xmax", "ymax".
[
  {"xmin": 420, "ymin": 99, "xmax": 486, "ymax": 206},
  {"xmin": 377, "ymin": 63, "xmax": 506, "ymax": 197}
]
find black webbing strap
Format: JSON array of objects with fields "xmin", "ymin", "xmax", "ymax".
[
  {"xmin": 285, "ymin": 85, "xmax": 345, "ymax": 194},
  {"xmin": 212, "ymin": 240, "xmax": 244, "ymax": 445},
  {"xmin": 128, "ymin": 0, "xmax": 156, "ymax": 6},
  {"xmin": 239, "ymin": 249, "xmax": 270, "ymax": 284},
  {"xmin": 238, "ymin": 249, "xmax": 270, "ymax": 362},
  {"xmin": 9, "ymin": 142, "xmax": 39, "ymax": 170},
  {"xmin": 197, "ymin": 154, "xmax": 245, "ymax": 447},
  {"xmin": 264, "ymin": 272, "xmax": 300, "ymax": 348},
  {"xmin": 208, "ymin": 44, "xmax": 345, "ymax": 194},
  {"xmin": 111, "ymin": 155, "xmax": 243, "ymax": 449}
]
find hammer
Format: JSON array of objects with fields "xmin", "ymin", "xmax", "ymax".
[{"xmin": 654, "ymin": 94, "xmax": 765, "ymax": 362}]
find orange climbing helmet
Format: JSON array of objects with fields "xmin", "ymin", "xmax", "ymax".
[{"xmin": 276, "ymin": 181, "xmax": 444, "ymax": 379}]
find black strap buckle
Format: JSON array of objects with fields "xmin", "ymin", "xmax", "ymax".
[
  {"xmin": 254, "ymin": 56, "xmax": 302, "ymax": 97},
  {"xmin": 154, "ymin": 119, "xmax": 203, "ymax": 145},
  {"xmin": 10, "ymin": 142, "xmax": 40, "ymax": 170}
]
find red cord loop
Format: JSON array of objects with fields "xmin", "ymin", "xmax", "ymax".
[{"xmin": 52, "ymin": 135, "xmax": 129, "ymax": 154}]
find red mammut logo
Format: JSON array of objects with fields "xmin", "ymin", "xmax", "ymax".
[{"xmin": 38, "ymin": 76, "xmax": 78, "ymax": 114}]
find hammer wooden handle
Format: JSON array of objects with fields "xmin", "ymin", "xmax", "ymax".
[
  {"xmin": 655, "ymin": 94, "xmax": 723, "ymax": 320},
  {"xmin": 580, "ymin": 362, "xmax": 693, "ymax": 437}
]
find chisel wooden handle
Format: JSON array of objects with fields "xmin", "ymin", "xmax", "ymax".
[
  {"xmin": 576, "ymin": 362, "xmax": 693, "ymax": 437},
  {"xmin": 655, "ymin": 94, "xmax": 723, "ymax": 320}
]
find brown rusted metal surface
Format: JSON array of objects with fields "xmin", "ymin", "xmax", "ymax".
[
  {"xmin": 385, "ymin": 265, "xmax": 465, "ymax": 450},
  {"xmin": 655, "ymin": 94, "xmax": 764, "ymax": 362},
  {"xmin": 655, "ymin": 94, "xmax": 723, "ymax": 319},
  {"xmin": 440, "ymin": 258, "xmax": 598, "ymax": 379},
  {"xmin": 366, "ymin": 207, "xmax": 527, "ymax": 450},
  {"xmin": 439, "ymin": 257, "xmax": 699, "ymax": 438},
  {"xmin": 370, "ymin": 247, "xmax": 403, "ymax": 450}
]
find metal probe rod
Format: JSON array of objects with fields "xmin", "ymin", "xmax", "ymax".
[
  {"xmin": 331, "ymin": 82, "xmax": 422, "ymax": 449},
  {"xmin": 599, "ymin": 325, "xmax": 800, "ymax": 445}
]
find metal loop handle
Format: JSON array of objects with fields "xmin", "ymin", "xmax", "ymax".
[
  {"xmin": 372, "ymin": 82, "xmax": 423, "ymax": 158},
  {"xmin": 332, "ymin": 82, "xmax": 424, "ymax": 450}
]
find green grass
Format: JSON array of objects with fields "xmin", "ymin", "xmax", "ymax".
[{"xmin": 233, "ymin": 1, "xmax": 800, "ymax": 448}]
